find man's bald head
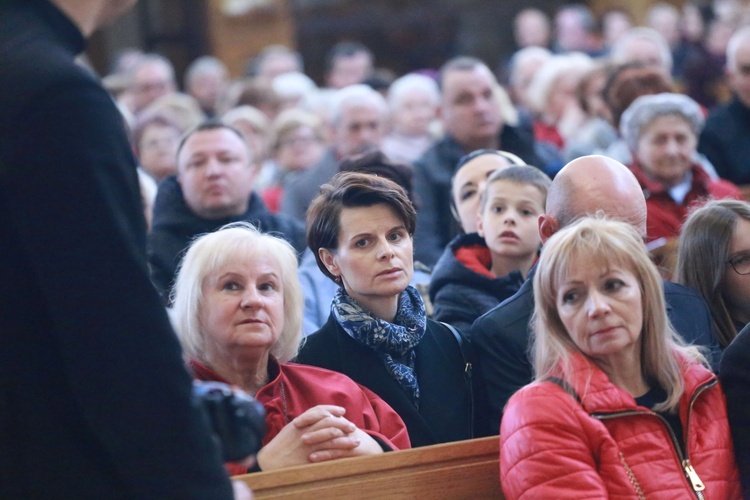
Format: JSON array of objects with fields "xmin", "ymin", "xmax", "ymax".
[{"xmin": 540, "ymin": 155, "xmax": 646, "ymax": 241}]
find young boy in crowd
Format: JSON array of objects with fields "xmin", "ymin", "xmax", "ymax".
[
  {"xmin": 430, "ymin": 165, "xmax": 551, "ymax": 333},
  {"xmin": 477, "ymin": 166, "xmax": 551, "ymax": 281}
]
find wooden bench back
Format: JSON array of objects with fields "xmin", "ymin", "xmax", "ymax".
[{"xmin": 235, "ymin": 436, "xmax": 503, "ymax": 499}]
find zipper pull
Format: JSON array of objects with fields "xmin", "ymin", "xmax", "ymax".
[{"xmin": 682, "ymin": 460, "xmax": 705, "ymax": 492}]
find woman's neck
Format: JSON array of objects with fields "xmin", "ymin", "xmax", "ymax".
[
  {"xmin": 595, "ymin": 350, "xmax": 650, "ymax": 398},
  {"xmin": 204, "ymin": 352, "xmax": 270, "ymax": 396},
  {"xmin": 356, "ymin": 295, "xmax": 400, "ymax": 323}
]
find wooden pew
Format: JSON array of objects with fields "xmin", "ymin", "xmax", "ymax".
[{"xmin": 234, "ymin": 436, "xmax": 503, "ymax": 499}]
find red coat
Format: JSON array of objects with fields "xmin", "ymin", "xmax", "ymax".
[
  {"xmin": 630, "ymin": 161, "xmax": 743, "ymax": 242},
  {"xmin": 191, "ymin": 357, "xmax": 411, "ymax": 475},
  {"xmin": 500, "ymin": 352, "xmax": 741, "ymax": 499}
]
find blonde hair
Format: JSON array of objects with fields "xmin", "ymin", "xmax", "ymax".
[
  {"xmin": 533, "ymin": 216, "xmax": 705, "ymax": 412},
  {"xmin": 171, "ymin": 222, "xmax": 303, "ymax": 364},
  {"xmin": 526, "ymin": 53, "xmax": 594, "ymax": 116}
]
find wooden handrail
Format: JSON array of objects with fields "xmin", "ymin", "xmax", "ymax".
[{"xmin": 234, "ymin": 436, "xmax": 503, "ymax": 499}]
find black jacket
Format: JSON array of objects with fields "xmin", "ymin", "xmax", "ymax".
[
  {"xmin": 471, "ymin": 268, "xmax": 723, "ymax": 432},
  {"xmin": 0, "ymin": 1, "xmax": 232, "ymax": 497},
  {"xmin": 719, "ymin": 323, "xmax": 750, "ymax": 496},
  {"xmin": 698, "ymin": 96, "xmax": 750, "ymax": 185},
  {"xmin": 429, "ymin": 233, "xmax": 524, "ymax": 335},
  {"xmin": 148, "ymin": 176, "xmax": 306, "ymax": 300},
  {"xmin": 412, "ymin": 126, "xmax": 539, "ymax": 267},
  {"xmin": 296, "ymin": 315, "xmax": 490, "ymax": 447}
]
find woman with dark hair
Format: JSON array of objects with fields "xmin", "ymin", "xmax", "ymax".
[
  {"xmin": 676, "ymin": 199, "xmax": 750, "ymax": 347},
  {"xmin": 296, "ymin": 171, "xmax": 487, "ymax": 446}
]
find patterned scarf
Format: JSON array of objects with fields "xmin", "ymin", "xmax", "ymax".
[{"xmin": 332, "ymin": 285, "xmax": 427, "ymax": 408}]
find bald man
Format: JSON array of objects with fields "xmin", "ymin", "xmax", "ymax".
[{"xmin": 471, "ymin": 155, "xmax": 721, "ymax": 432}]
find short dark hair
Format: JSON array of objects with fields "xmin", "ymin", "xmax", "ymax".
[
  {"xmin": 479, "ymin": 165, "xmax": 551, "ymax": 212},
  {"xmin": 176, "ymin": 119, "xmax": 245, "ymax": 159},
  {"xmin": 438, "ymin": 56, "xmax": 488, "ymax": 90},
  {"xmin": 306, "ymin": 171, "xmax": 417, "ymax": 282},
  {"xmin": 325, "ymin": 41, "xmax": 373, "ymax": 74}
]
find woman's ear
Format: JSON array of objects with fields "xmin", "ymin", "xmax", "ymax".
[{"xmin": 318, "ymin": 247, "xmax": 339, "ymax": 276}]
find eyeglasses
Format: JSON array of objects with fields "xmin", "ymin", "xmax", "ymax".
[{"xmin": 727, "ymin": 253, "xmax": 750, "ymax": 275}]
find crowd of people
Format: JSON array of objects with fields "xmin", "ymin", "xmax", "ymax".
[
  {"xmin": 111, "ymin": 1, "xmax": 750, "ymax": 496},
  {"xmin": 6, "ymin": 0, "xmax": 750, "ymax": 497}
]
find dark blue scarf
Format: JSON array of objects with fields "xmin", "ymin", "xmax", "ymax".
[{"xmin": 332, "ymin": 285, "xmax": 427, "ymax": 408}]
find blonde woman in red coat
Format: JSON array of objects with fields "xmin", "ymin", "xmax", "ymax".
[
  {"xmin": 171, "ymin": 222, "xmax": 410, "ymax": 475},
  {"xmin": 500, "ymin": 217, "xmax": 740, "ymax": 499}
]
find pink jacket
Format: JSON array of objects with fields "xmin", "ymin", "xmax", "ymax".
[{"xmin": 500, "ymin": 352, "xmax": 740, "ymax": 499}]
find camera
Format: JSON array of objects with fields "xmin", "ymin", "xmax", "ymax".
[{"xmin": 193, "ymin": 381, "xmax": 266, "ymax": 462}]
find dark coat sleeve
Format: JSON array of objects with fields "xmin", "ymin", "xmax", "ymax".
[
  {"xmin": 470, "ymin": 283, "xmax": 535, "ymax": 434},
  {"xmin": 413, "ymin": 151, "xmax": 450, "ymax": 268},
  {"xmin": 719, "ymin": 325, "xmax": 750, "ymax": 497},
  {"xmin": 432, "ymin": 283, "xmax": 490, "ymax": 335},
  {"xmin": 1, "ymin": 78, "xmax": 232, "ymax": 496}
]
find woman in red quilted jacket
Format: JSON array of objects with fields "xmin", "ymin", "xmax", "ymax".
[{"xmin": 500, "ymin": 217, "xmax": 741, "ymax": 499}]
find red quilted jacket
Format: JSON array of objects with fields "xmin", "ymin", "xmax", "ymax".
[
  {"xmin": 629, "ymin": 161, "xmax": 743, "ymax": 243},
  {"xmin": 500, "ymin": 352, "xmax": 741, "ymax": 499}
]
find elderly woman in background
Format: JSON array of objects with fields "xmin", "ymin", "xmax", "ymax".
[
  {"xmin": 677, "ymin": 199, "xmax": 750, "ymax": 348},
  {"xmin": 171, "ymin": 222, "xmax": 410, "ymax": 475},
  {"xmin": 620, "ymin": 92, "xmax": 741, "ymax": 242},
  {"xmin": 296, "ymin": 172, "xmax": 487, "ymax": 446},
  {"xmin": 132, "ymin": 111, "xmax": 183, "ymax": 182},
  {"xmin": 500, "ymin": 217, "xmax": 740, "ymax": 498},
  {"xmin": 222, "ymin": 105, "xmax": 274, "ymax": 190},
  {"xmin": 526, "ymin": 53, "xmax": 594, "ymax": 175},
  {"xmin": 381, "ymin": 73, "xmax": 440, "ymax": 164},
  {"xmin": 261, "ymin": 109, "xmax": 326, "ymax": 213}
]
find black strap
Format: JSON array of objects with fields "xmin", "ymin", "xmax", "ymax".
[
  {"xmin": 440, "ymin": 322, "xmax": 475, "ymax": 438},
  {"xmin": 545, "ymin": 376, "xmax": 583, "ymax": 405}
]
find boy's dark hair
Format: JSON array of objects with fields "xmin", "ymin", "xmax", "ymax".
[{"xmin": 479, "ymin": 165, "xmax": 552, "ymax": 212}]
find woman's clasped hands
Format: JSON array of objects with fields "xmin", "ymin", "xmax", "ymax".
[{"xmin": 256, "ymin": 404, "xmax": 383, "ymax": 470}]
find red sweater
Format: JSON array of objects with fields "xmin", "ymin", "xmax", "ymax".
[
  {"xmin": 500, "ymin": 352, "xmax": 740, "ymax": 499},
  {"xmin": 630, "ymin": 162, "xmax": 743, "ymax": 242},
  {"xmin": 191, "ymin": 357, "xmax": 411, "ymax": 475}
]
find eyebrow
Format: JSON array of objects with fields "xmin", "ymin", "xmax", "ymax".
[{"xmin": 348, "ymin": 225, "xmax": 407, "ymax": 241}]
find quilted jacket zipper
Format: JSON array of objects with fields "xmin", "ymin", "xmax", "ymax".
[{"xmin": 591, "ymin": 378, "xmax": 716, "ymax": 499}]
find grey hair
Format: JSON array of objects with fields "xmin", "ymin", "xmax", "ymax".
[
  {"xmin": 387, "ymin": 73, "xmax": 440, "ymax": 111},
  {"xmin": 330, "ymin": 84, "xmax": 388, "ymax": 125},
  {"xmin": 271, "ymin": 71, "xmax": 318, "ymax": 100},
  {"xmin": 526, "ymin": 52, "xmax": 594, "ymax": 115},
  {"xmin": 509, "ymin": 46, "xmax": 553, "ymax": 90},
  {"xmin": 184, "ymin": 56, "xmax": 228, "ymax": 87},
  {"xmin": 609, "ymin": 27, "xmax": 674, "ymax": 74},
  {"xmin": 170, "ymin": 222, "xmax": 303, "ymax": 364},
  {"xmin": 619, "ymin": 92, "xmax": 704, "ymax": 151},
  {"xmin": 727, "ymin": 25, "xmax": 750, "ymax": 72}
]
